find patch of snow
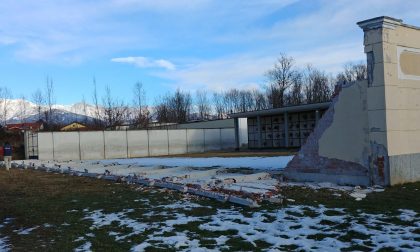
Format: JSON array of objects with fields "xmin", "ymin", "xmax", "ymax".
[
  {"xmin": 84, "ymin": 209, "xmax": 149, "ymax": 241},
  {"xmin": 163, "ymin": 201, "xmax": 207, "ymax": 210},
  {"xmin": 74, "ymin": 237, "xmax": 85, "ymax": 242},
  {"xmin": 14, "ymin": 226, "xmax": 39, "ymax": 235},
  {"xmin": 399, "ymin": 209, "xmax": 418, "ymax": 222},
  {"xmin": 74, "ymin": 241, "xmax": 92, "ymax": 252},
  {"xmin": 0, "ymin": 236, "xmax": 10, "ymax": 252},
  {"xmin": 131, "ymin": 242, "xmax": 151, "ymax": 252}
]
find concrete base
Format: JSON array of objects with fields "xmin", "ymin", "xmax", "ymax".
[
  {"xmin": 283, "ymin": 171, "xmax": 370, "ymax": 186},
  {"xmin": 389, "ymin": 153, "xmax": 420, "ymax": 185}
]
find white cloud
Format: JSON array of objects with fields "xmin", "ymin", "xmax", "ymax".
[
  {"xmin": 155, "ymin": 41, "xmax": 366, "ymax": 93},
  {"xmin": 111, "ymin": 56, "xmax": 176, "ymax": 70},
  {"xmin": 155, "ymin": 54, "xmax": 275, "ymax": 92}
]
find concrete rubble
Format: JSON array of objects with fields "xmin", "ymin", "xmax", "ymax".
[{"xmin": 2, "ymin": 159, "xmax": 385, "ymax": 206}]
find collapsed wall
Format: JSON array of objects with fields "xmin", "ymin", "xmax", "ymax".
[{"xmin": 285, "ymin": 16, "xmax": 420, "ymax": 186}]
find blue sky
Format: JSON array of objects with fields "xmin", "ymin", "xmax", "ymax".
[{"xmin": 1, "ymin": 0, "xmax": 420, "ymax": 105}]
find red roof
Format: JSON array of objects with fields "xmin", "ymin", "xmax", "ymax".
[{"xmin": 6, "ymin": 122, "xmax": 43, "ymax": 131}]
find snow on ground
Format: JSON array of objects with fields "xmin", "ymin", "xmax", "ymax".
[
  {"xmin": 0, "ymin": 218, "xmax": 13, "ymax": 252},
  {"xmin": 76, "ymin": 199, "xmax": 420, "ymax": 251},
  {"xmin": 74, "ymin": 241, "xmax": 92, "ymax": 252},
  {"xmin": 100, "ymin": 156, "xmax": 294, "ymax": 170},
  {"xmin": 20, "ymin": 157, "xmax": 386, "ymax": 200},
  {"xmin": 0, "ymin": 236, "xmax": 10, "ymax": 252},
  {"xmin": 22, "ymin": 158, "xmax": 291, "ymax": 196},
  {"xmin": 14, "ymin": 226, "xmax": 39, "ymax": 235}
]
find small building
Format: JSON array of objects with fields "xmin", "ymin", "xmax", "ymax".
[
  {"xmin": 6, "ymin": 121, "xmax": 44, "ymax": 132},
  {"xmin": 229, "ymin": 102, "xmax": 331, "ymax": 150},
  {"xmin": 60, "ymin": 122, "xmax": 86, "ymax": 131}
]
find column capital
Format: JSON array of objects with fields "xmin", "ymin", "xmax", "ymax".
[{"xmin": 357, "ymin": 16, "xmax": 402, "ymax": 31}]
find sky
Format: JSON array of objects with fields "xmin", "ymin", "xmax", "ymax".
[{"xmin": 0, "ymin": 0, "xmax": 420, "ymax": 105}]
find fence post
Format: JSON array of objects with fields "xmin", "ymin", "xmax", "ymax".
[
  {"xmin": 126, "ymin": 129, "xmax": 129, "ymax": 158},
  {"xmin": 78, "ymin": 131, "xmax": 82, "ymax": 160},
  {"xmin": 166, "ymin": 128, "xmax": 170, "ymax": 155},
  {"xmin": 52, "ymin": 132, "xmax": 55, "ymax": 161},
  {"xmin": 203, "ymin": 129, "xmax": 206, "ymax": 152},
  {"xmin": 147, "ymin": 129, "xmax": 150, "ymax": 157},
  {"xmin": 219, "ymin": 128, "xmax": 222, "ymax": 150},
  {"xmin": 186, "ymin": 129, "xmax": 189, "ymax": 154},
  {"xmin": 103, "ymin": 130, "xmax": 106, "ymax": 159}
]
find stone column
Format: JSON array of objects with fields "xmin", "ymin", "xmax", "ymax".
[{"xmin": 234, "ymin": 117, "xmax": 240, "ymax": 150}]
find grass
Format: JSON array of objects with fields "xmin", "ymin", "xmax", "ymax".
[{"xmin": 0, "ymin": 168, "xmax": 419, "ymax": 251}]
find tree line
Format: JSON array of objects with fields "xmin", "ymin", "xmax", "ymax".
[{"xmin": 0, "ymin": 53, "xmax": 367, "ymax": 130}]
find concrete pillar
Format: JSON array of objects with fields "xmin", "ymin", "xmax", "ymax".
[
  {"xmin": 315, "ymin": 110, "xmax": 320, "ymax": 123},
  {"xmin": 284, "ymin": 112, "xmax": 289, "ymax": 148},
  {"xmin": 234, "ymin": 117, "xmax": 240, "ymax": 150},
  {"xmin": 358, "ymin": 16, "xmax": 420, "ymax": 185},
  {"xmin": 257, "ymin": 116, "xmax": 262, "ymax": 149}
]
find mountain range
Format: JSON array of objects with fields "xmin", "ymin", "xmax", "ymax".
[{"xmin": 1, "ymin": 99, "xmax": 99, "ymax": 125}]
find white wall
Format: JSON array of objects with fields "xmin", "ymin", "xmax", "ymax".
[
  {"xmin": 168, "ymin": 129, "xmax": 188, "ymax": 155},
  {"xmin": 148, "ymin": 130, "xmax": 169, "ymax": 156},
  {"xmin": 204, "ymin": 129, "xmax": 221, "ymax": 151},
  {"xmin": 104, "ymin": 131, "xmax": 127, "ymax": 159},
  {"xmin": 187, "ymin": 129, "xmax": 204, "ymax": 153},
  {"xmin": 38, "ymin": 132, "xmax": 54, "ymax": 160},
  {"xmin": 36, "ymin": 128, "xmax": 235, "ymax": 161},
  {"xmin": 127, "ymin": 131, "xmax": 149, "ymax": 158},
  {"xmin": 80, "ymin": 131, "xmax": 105, "ymax": 160},
  {"xmin": 53, "ymin": 132, "xmax": 80, "ymax": 161}
]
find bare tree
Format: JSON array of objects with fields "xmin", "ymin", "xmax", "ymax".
[
  {"xmin": 212, "ymin": 92, "xmax": 225, "ymax": 119},
  {"xmin": 155, "ymin": 89, "xmax": 192, "ymax": 124},
  {"xmin": 266, "ymin": 53, "xmax": 297, "ymax": 108},
  {"xmin": 18, "ymin": 95, "xmax": 28, "ymax": 123},
  {"xmin": 102, "ymin": 85, "xmax": 128, "ymax": 128},
  {"xmin": 195, "ymin": 90, "xmax": 211, "ymax": 120},
  {"xmin": 304, "ymin": 65, "xmax": 332, "ymax": 104},
  {"xmin": 44, "ymin": 76, "xmax": 56, "ymax": 125},
  {"xmin": 286, "ymin": 72, "xmax": 304, "ymax": 105},
  {"xmin": 251, "ymin": 89, "xmax": 268, "ymax": 111},
  {"xmin": 170, "ymin": 89, "xmax": 192, "ymax": 123},
  {"xmin": 265, "ymin": 83, "xmax": 283, "ymax": 109},
  {"xmin": 154, "ymin": 95, "xmax": 170, "ymax": 123},
  {"xmin": 92, "ymin": 78, "xmax": 103, "ymax": 127},
  {"xmin": 31, "ymin": 89, "xmax": 45, "ymax": 121},
  {"xmin": 336, "ymin": 62, "xmax": 367, "ymax": 84},
  {"xmin": 81, "ymin": 95, "xmax": 88, "ymax": 124},
  {"xmin": 132, "ymin": 82, "xmax": 150, "ymax": 128},
  {"xmin": 0, "ymin": 87, "xmax": 13, "ymax": 126}
]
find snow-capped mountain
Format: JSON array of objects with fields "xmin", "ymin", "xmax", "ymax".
[{"xmin": 0, "ymin": 98, "xmax": 99, "ymax": 124}]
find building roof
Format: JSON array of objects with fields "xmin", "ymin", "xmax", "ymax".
[
  {"xmin": 6, "ymin": 122, "xmax": 44, "ymax": 131},
  {"xmin": 60, "ymin": 122, "xmax": 87, "ymax": 131},
  {"xmin": 228, "ymin": 102, "xmax": 331, "ymax": 118}
]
